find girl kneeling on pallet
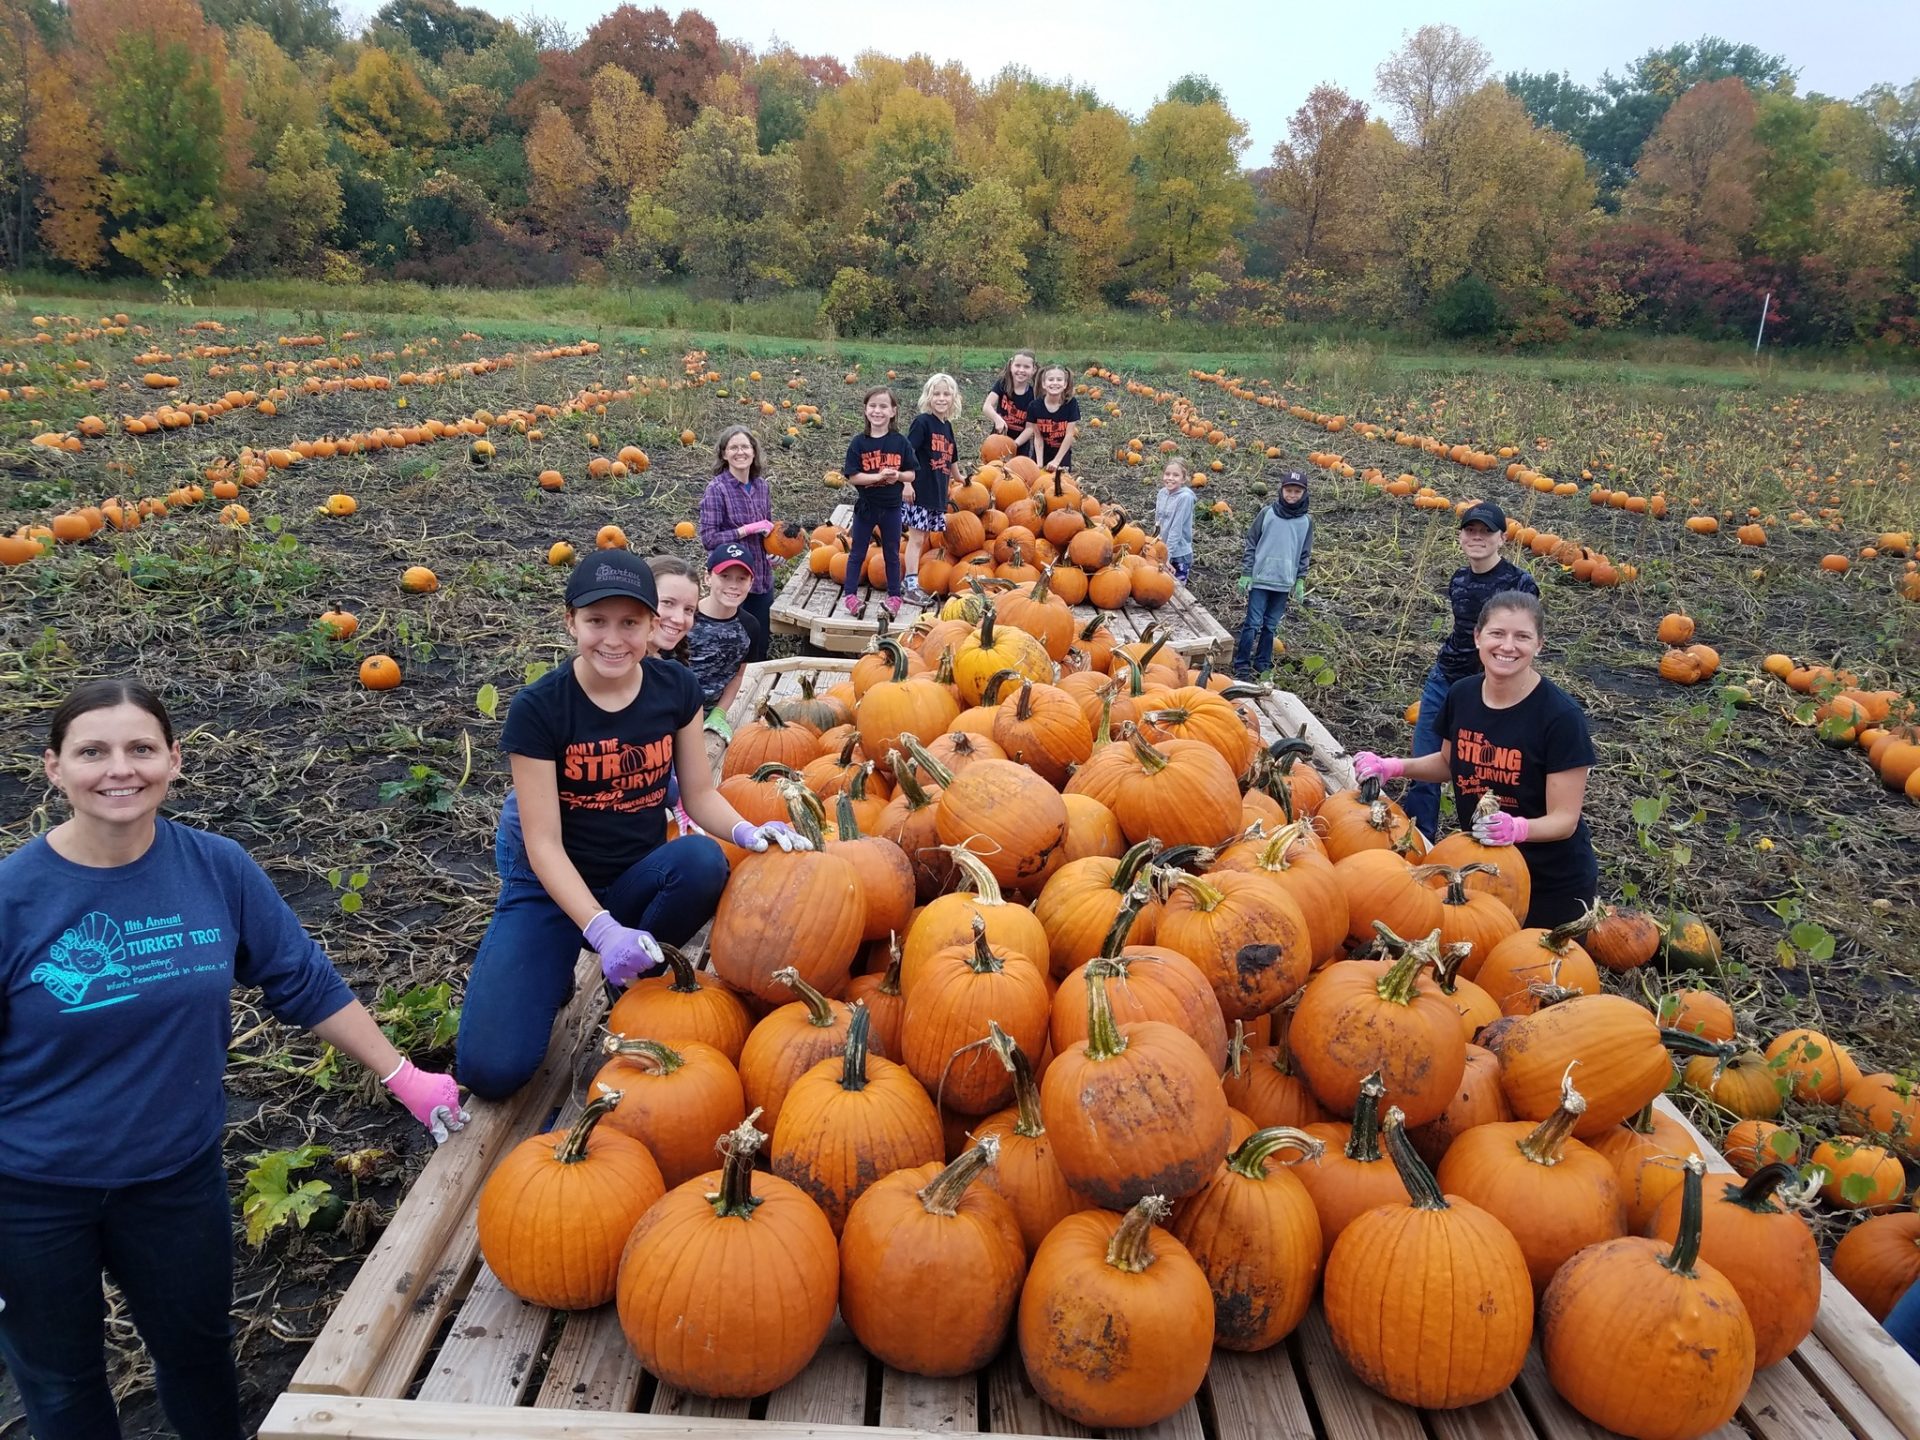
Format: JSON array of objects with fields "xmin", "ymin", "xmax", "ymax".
[
  {"xmin": 0, "ymin": 678, "xmax": 464, "ymax": 1440},
  {"xmin": 456, "ymin": 551, "xmax": 807, "ymax": 1102},
  {"xmin": 1352, "ymin": 589, "xmax": 1599, "ymax": 928}
]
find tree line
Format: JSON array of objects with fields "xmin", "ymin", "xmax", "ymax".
[{"xmin": 2, "ymin": 0, "xmax": 1916, "ymax": 348}]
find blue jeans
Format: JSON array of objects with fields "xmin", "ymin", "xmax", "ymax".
[
  {"xmin": 1402, "ymin": 662, "xmax": 1453, "ymax": 844},
  {"xmin": 0, "ymin": 1142, "xmax": 240, "ymax": 1440},
  {"xmin": 1168, "ymin": 554, "xmax": 1192, "ymax": 583},
  {"xmin": 1887, "ymin": 1277, "xmax": 1920, "ymax": 1362},
  {"xmin": 844, "ymin": 501, "xmax": 905, "ymax": 599},
  {"xmin": 1232, "ymin": 587, "xmax": 1289, "ymax": 676},
  {"xmin": 456, "ymin": 801, "xmax": 730, "ymax": 1100}
]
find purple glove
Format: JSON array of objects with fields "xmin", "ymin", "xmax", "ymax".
[
  {"xmin": 737, "ymin": 520, "xmax": 774, "ymax": 538},
  {"xmin": 584, "ymin": 910, "xmax": 665, "ymax": 987},
  {"xmin": 1353, "ymin": 751, "xmax": 1405, "ymax": 782},
  {"xmin": 382, "ymin": 1060, "xmax": 469, "ymax": 1144},
  {"xmin": 731, "ymin": 819, "xmax": 811, "ymax": 853},
  {"xmin": 1474, "ymin": 811, "xmax": 1530, "ymax": 846}
]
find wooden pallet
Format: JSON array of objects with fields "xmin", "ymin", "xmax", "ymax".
[
  {"xmin": 769, "ymin": 505, "xmax": 1233, "ymax": 663},
  {"xmin": 270, "ymin": 657, "xmax": 1919, "ymax": 1440}
]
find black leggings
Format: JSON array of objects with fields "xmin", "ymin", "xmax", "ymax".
[
  {"xmin": 844, "ymin": 501, "xmax": 905, "ymax": 598},
  {"xmin": 1525, "ymin": 885, "xmax": 1599, "ymax": 930},
  {"xmin": 740, "ymin": 587, "xmax": 772, "ymax": 662}
]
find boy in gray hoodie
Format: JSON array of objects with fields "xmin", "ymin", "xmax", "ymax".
[{"xmin": 1232, "ymin": 471, "xmax": 1311, "ymax": 679}]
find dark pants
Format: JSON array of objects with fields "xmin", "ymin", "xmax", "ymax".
[
  {"xmin": 741, "ymin": 587, "xmax": 772, "ymax": 663},
  {"xmin": 1887, "ymin": 1279, "xmax": 1920, "ymax": 1362},
  {"xmin": 0, "ymin": 1142, "xmax": 240, "ymax": 1440},
  {"xmin": 1524, "ymin": 884, "xmax": 1599, "ymax": 930},
  {"xmin": 844, "ymin": 501, "xmax": 905, "ymax": 599},
  {"xmin": 1403, "ymin": 661, "xmax": 1454, "ymax": 844},
  {"xmin": 456, "ymin": 804, "xmax": 730, "ymax": 1100},
  {"xmin": 1168, "ymin": 555, "xmax": 1191, "ymax": 583},
  {"xmin": 1232, "ymin": 586, "xmax": 1289, "ymax": 677}
]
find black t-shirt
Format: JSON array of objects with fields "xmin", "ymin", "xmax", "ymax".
[
  {"xmin": 843, "ymin": 432, "xmax": 914, "ymax": 507},
  {"xmin": 1029, "ymin": 395, "xmax": 1079, "ymax": 460},
  {"xmin": 989, "ymin": 380, "xmax": 1036, "ymax": 436},
  {"xmin": 499, "ymin": 658, "xmax": 702, "ymax": 889},
  {"xmin": 1436, "ymin": 558, "xmax": 1540, "ymax": 684},
  {"xmin": 907, "ymin": 414, "xmax": 956, "ymax": 500},
  {"xmin": 1438, "ymin": 674, "xmax": 1598, "ymax": 896},
  {"xmin": 686, "ymin": 608, "xmax": 762, "ymax": 706}
]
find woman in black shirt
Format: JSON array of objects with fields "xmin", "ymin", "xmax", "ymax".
[{"xmin": 1353, "ymin": 590, "xmax": 1598, "ymax": 926}]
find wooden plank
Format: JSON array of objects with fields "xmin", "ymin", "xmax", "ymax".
[
  {"xmin": 534, "ymin": 1305, "xmax": 646, "ymax": 1412},
  {"xmin": 1131, "ymin": 1399, "xmax": 1207, "ymax": 1440},
  {"xmin": 1738, "ymin": 1353, "xmax": 1854, "ymax": 1440},
  {"xmin": 1424, "ymin": 1388, "xmax": 1540, "ymax": 1440},
  {"xmin": 877, "ymin": 1368, "xmax": 979, "ymax": 1433},
  {"xmin": 262, "ymin": 1392, "xmax": 1097, "ymax": 1438},
  {"xmin": 413, "ymin": 1261, "xmax": 553, "ymax": 1406},
  {"xmin": 1290, "ymin": 1308, "xmax": 1422, "ymax": 1440},
  {"xmin": 984, "ymin": 1349, "xmax": 1092, "ymax": 1438},
  {"xmin": 1249, "ymin": 690, "xmax": 1354, "ymax": 790},
  {"xmin": 649, "ymin": 1384, "xmax": 754, "ymax": 1422},
  {"xmin": 362, "ymin": 1224, "xmax": 482, "ymax": 1399},
  {"xmin": 1203, "ymin": 1347, "xmax": 1316, "ymax": 1440},
  {"xmin": 762, "ymin": 1318, "xmax": 869, "ymax": 1427},
  {"xmin": 290, "ymin": 951, "xmax": 605, "ymax": 1397},
  {"xmin": 1788, "ymin": 1332, "xmax": 1905, "ymax": 1440}
]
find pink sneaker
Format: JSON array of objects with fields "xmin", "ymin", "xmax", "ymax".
[
  {"xmin": 842, "ymin": 594, "xmax": 861, "ymax": 616},
  {"xmin": 884, "ymin": 594, "xmax": 902, "ymax": 617}
]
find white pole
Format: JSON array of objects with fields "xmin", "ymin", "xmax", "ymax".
[{"xmin": 1755, "ymin": 291, "xmax": 1771, "ymax": 354}]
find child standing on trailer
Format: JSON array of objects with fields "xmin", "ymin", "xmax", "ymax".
[
  {"xmin": 1028, "ymin": 363, "xmax": 1079, "ymax": 473},
  {"xmin": 695, "ymin": 427, "xmax": 775, "ymax": 661},
  {"xmin": 904, "ymin": 373, "xmax": 961, "ymax": 604},
  {"xmin": 983, "ymin": 350, "xmax": 1038, "ymax": 453},
  {"xmin": 1232, "ymin": 470, "xmax": 1312, "ymax": 680},
  {"xmin": 840, "ymin": 387, "xmax": 916, "ymax": 618},
  {"xmin": 1154, "ymin": 458, "xmax": 1196, "ymax": 583}
]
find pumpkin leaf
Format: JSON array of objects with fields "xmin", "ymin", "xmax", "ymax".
[
  {"xmin": 476, "ymin": 682, "xmax": 499, "ymax": 720},
  {"xmin": 239, "ymin": 1144, "xmax": 336, "ymax": 1247},
  {"xmin": 1840, "ymin": 1172, "xmax": 1874, "ymax": 1207},
  {"xmin": 1788, "ymin": 922, "xmax": 1835, "ymax": 962}
]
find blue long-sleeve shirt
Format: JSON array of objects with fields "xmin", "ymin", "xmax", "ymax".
[{"xmin": 0, "ymin": 819, "xmax": 355, "ymax": 1184}]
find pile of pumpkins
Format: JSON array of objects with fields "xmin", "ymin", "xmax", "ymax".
[
  {"xmin": 467, "ymin": 442, "xmax": 1918, "ymax": 1440},
  {"xmin": 805, "ymin": 438, "xmax": 1178, "ymax": 609},
  {"xmin": 1754, "ymin": 653, "xmax": 1920, "ymax": 796}
]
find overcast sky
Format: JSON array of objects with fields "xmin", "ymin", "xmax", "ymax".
[{"xmin": 446, "ymin": 0, "xmax": 1920, "ymax": 160}]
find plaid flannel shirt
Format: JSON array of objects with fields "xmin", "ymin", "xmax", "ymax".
[{"xmin": 696, "ymin": 472, "xmax": 774, "ymax": 594}]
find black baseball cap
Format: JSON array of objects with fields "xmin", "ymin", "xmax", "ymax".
[
  {"xmin": 1459, "ymin": 501, "xmax": 1506, "ymax": 533},
  {"xmin": 565, "ymin": 549, "xmax": 658, "ymax": 610},
  {"xmin": 1279, "ymin": 471, "xmax": 1308, "ymax": 489},
  {"xmin": 706, "ymin": 541, "xmax": 754, "ymax": 575}
]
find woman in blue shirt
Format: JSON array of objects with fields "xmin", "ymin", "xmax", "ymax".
[{"xmin": 0, "ymin": 678, "xmax": 465, "ymax": 1440}]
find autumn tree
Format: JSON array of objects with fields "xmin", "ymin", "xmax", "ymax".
[
  {"xmin": 370, "ymin": 0, "xmax": 497, "ymax": 64},
  {"xmin": 748, "ymin": 44, "xmax": 840, "ymax": 153},
  {"xmin": 330, "ymin": 46, "xmax": 448, "ymax": 167},
  {"xmin": 1375, "ymin": 24, "xmax": 1490, "ymax": 143},
  {"xmin": 587, "ymin": 65, "xmax": 675, "ymax": 195},
  {"xmin": 1265, "ymin": 85, "xmax": 1370, "ymax": 272},
  {"xmin": 902, "ymin": 177, "xmax": 1035, "ymax": 324},
  {"xmin": 242, "ymin": 123, "xmax": 341, "ymax": 268},
  {"xmin": 1053, "ymin": 108, "xmax": 1134, "ymax": 303},
  {"xmin": 661, "ymin": 106, "xmax": 803, "ymax": 299},
  {"xmin": 1129, "ymin": 96, "xmax": 1254, "ymax": 290},
  {"xmin": 524, "ymin": 102, "xmax": 594, "ymax": 232},
  {"xmin": 577, "ymin": 6, "xmax": 722, "ymax": 126},
  {"xmin": 232, "ymin": 23, "xmax": 322, "ymax": 165},
  {"xmin": 1623, "ymin": 77, "xmax": 1760, "ymax": 251},
  {"xmin": 22, "ymin": 43, "xmax": 106, "ymax": 268}
]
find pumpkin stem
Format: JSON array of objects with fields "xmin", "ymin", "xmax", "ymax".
[
  {"xmin": 889, "ymin": 752, "xmax": 936, "ymax": 811},
  {"xmin": 1516, "ymin": 1064, "xmax": 1588, "ymax": 1166},
  {"xmin": 707, "ymin": 1111, "xmax": 767, "ymax": 1219},
  {"xmin": 1255, "ymin": 820, "xmax": 1315, "ymax": 872},
  {"xmin": 876, "ymin": 636, "xmax": 911, "ymax": 684},
  {"xmin": 772, "ymin": 967, "xmax": 837, "ymax": 1029},
  {"xmin": 834, "ymin": 787, "xmax": 866, "ymax": 841},
  {"xmin": 917, "ymin": 1136, "xmax": 1000, "ymax": 1217},
  {"xmin": 839, "ymin": 1002, "xmax": 874, "ymax": 1092},
  {"xmin": 1223, "ymin": 1018, "xmax": 1251, "ymax": 1080},
  {"xmin": 1346, "ymin": 1071, "xmax": 1388, "ymax": 1162},
  {"xmin": 876, "ymin": 933, "xmax": 904, "ymax": 998},
  {"xmin": 1111, "ymin": 838, "xmax": 1159, "ymax": 894},
  {"xmin": 1728, "ymin": 1161, "xmax": 1804, "ymax": 1214},
  {"xmin": 749, "ymin": 761, "xmax": 804, "ymax": 784},
  {"xmin": 755, "ymin": 702, "xmax": 793, "ymax": 732},
  {"xmin": 977, "ymin": 603, "xmax": 997, "ymax": 649},
  {"xmin": 1354, "ymin": 772, "xmax": 1382, "ymax": 805},
  {"xmin": 599, "ymin": 1036, "xmax": 686, "ymax": 1074},
  {"xmin": 835, "ymin": 730, "xmax": 860, "ymax": 768},
  {"xmin": 1370, "ymin": 924, "xmax": 1439, "ymax": 1006},
  {"xmin": 554, "ymin": 1088, "xmax": 623, "ymax": 1163},
  {"xmin": 1220, "ymin": 681, "xmax": 1271, "ymax": 700},
  {"xmin": 847, "ymin": 761, "xmax": 875, "ymax": 803},
  {"xmin": 658, "ymin": 944, "xmax": 702, "ymax": 996},
  {"xmin": 1076, "ymin": 613, "xmax": 1107, "ymax": 642},
  {"xmin": 1081, "ymin": 961, "xmax": 1129, "ymax": 1062},
  {"xmin": 1097, "ymin": 882, "xmax": 1152, "ymax": 960},
  {"xmin": 940, "ymin": 845, "xmax": 1009, "ymax": 906},
  {"xmin": 1015, "ymin": 678, "xmax": 1038, "ymax": 721},
  {"xmin": 981, "ymin": 667, "xmax": 1020, "ymax": 706},
  {"xmin": 899, "ymin": 735, "xmax": 956, "ymax": 790},
  {"xmin": 1659, "ymin": 1030, "xmax": 1738, "ymax": 1066},
  {"xmin": 1094, "ymin": 682, "xmax": 1116, "ymax": 747},
  {"xmin": 965, "ymin": 913, "xmax": 1004, "ymax": 974},
  {"xmin": 1104, "ymin": 1195, "xmax": 1170, "ymax": 1273},
  {"xmin": 984, "ymin": 1023, "xmax": 1047, "ymax": 1136},
  {"xmin": 1166, "ymin": 869, "xmax": 1224, "ymax": 911},
  {"xmin": 1381, "ymin": 1106, "xmax": 1450, "ymax": 1212},
  {"xmin": 1128, "ymin": 729, "xmax": 1172, "ymax": 774},
  {"xmin": 933, "ymin": 645, "xmax": 958, "ymax": 688},
  {"xmin": 1432, "ymin": 941, "xmax": 1474, "ymax": 994},
  {"xmin": 1469, "ymin": 791, "xmax": 1503, "ymax": 828},
  {"xmin": 1540, "ymin": 903, "xmax": 1600, "ymax": 953},
  {"xmin": 1029, "ymin": 568, "xmax": 1054, "ymax": 602},
  {"xmin": 1622, "ymin": 1100, "xmax": 1658, "ymax": 1136},
  {"xmin": 777, "ymin": 778, "xmax": 828, "ymax": 848},
  {"xmin": 1411, "ymin": 861, "xmax": 1497, "ymax": 907},
  {"xmin": 1658, "ymin": 1156, "xmax": 1708, "ymax": 1277},
  {"xmin": 1227, "ymin": 1125, "xmax": 1324, "ymax": 1178}
]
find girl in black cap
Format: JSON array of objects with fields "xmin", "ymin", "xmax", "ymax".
[{"xmin": 455, "ymin": 551, "xmax": 804, "ymax": 1100}]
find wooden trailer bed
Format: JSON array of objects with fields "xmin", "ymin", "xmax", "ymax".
[
  {"xmin": 768, "ymin": 505, "xmax": 1233, "ymax": 664},
  {"xmin": 263, "ymin": 659, "xmax": 1920, "ymax": 1440}
]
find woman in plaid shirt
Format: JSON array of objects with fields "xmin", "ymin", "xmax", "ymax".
[{"xmin": 696, "ymin": 427, "xmax": 775, "ymax": 661}]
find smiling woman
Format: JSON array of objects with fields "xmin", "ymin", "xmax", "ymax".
[
  {"xmin": 0, "ymin": 678, "xmax": 465, "ymax": 1440},
  {"xmin": 1352, "ymin": 591, "xmax": 1600, "ymax": 928}
]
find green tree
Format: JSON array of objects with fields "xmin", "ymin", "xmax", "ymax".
[
  {"xmin": 202, "ymin": 0, "xmax": 341, "ymax": 57},
  {"xmin": 906, "ymin": 177, "xmax": 1035, "ymax": 324},
  {"xmin": 232, "ymin": 23, "xmax": 322, "ymax": 165},
  {"xmin": 749, "ymin": 44, "xmax": 837, "ymax": 153},
  {"xmin": 1750, "ymin": 91, "xmax": 1826, "ymax": 257},
  {"xmin": 244, "ymin": 123, "xmax": 341, "ymax": 268},
  {"xmin": 1504, "ymin": 70, "xmax": 1601, "ymax": 140},
  {"xmin": 1163, "ymin": 74, "xmax": 1223, "ymax": 107},
  {"xmin": 1581, "ymin": 38, "xmax": 1793, "ymax": 196},
  {"xmin": 662, "ymin": 106, "xmax": 804, "ymax": 300},
  {"xmin": 1130, "ymin": 97, "xmax": 1254, "ymax": 290},
  {"xmin": 370, "ymin": 0, "xmax": 496, "ymax": 64},
  {"xmin": 330, "ymin": 46, "xmax": 448, "ymax": 166},
  {"xmin": 608, "ymin": 188, "xmax": 676, "ymax": 287}
]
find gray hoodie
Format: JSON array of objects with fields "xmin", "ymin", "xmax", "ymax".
[{"xmin": 1241, "ymin": 496, "xmax": 1313, "ymax": 591}]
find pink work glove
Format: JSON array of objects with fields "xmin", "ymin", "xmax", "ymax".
[
  {"xmin": 731, "ymin": 819, "xmax": 811, "ymax": 853},
  {"xmin": 584, "ymin": 910, "xmax": 665, "ymax": 987},
  {"xmin": 1352, "ymin": 751, "xmax": 1406, "ymax": 782},
  {"xmin": 1474, "ymin": 811, "xmax": 1530, "ymax": 846},
  {"xmin": 736, "ymin": 520, "xmax": 774, "ymax": 538},
  {"xmin": 382, "ymin": 1060, "xmax": 469, "ymax": 1144}
]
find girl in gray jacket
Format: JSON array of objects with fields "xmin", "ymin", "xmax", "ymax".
[{"xmin": 1232, "ymin": 472, "xmax": 1311, "ymax": 678}]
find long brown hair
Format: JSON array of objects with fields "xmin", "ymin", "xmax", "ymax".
[
  {"xmin": 647, "ymin": 555, "xmax": 699, "ymax": 665},
  {"xmin": 996, "ymin": 350, "xmax": 1036, "ymax": 396}
]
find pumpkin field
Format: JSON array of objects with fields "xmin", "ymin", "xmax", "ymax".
[{"xmin": 2, "ymin": 303, "xmax": 1919, "ymax": 1431}]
